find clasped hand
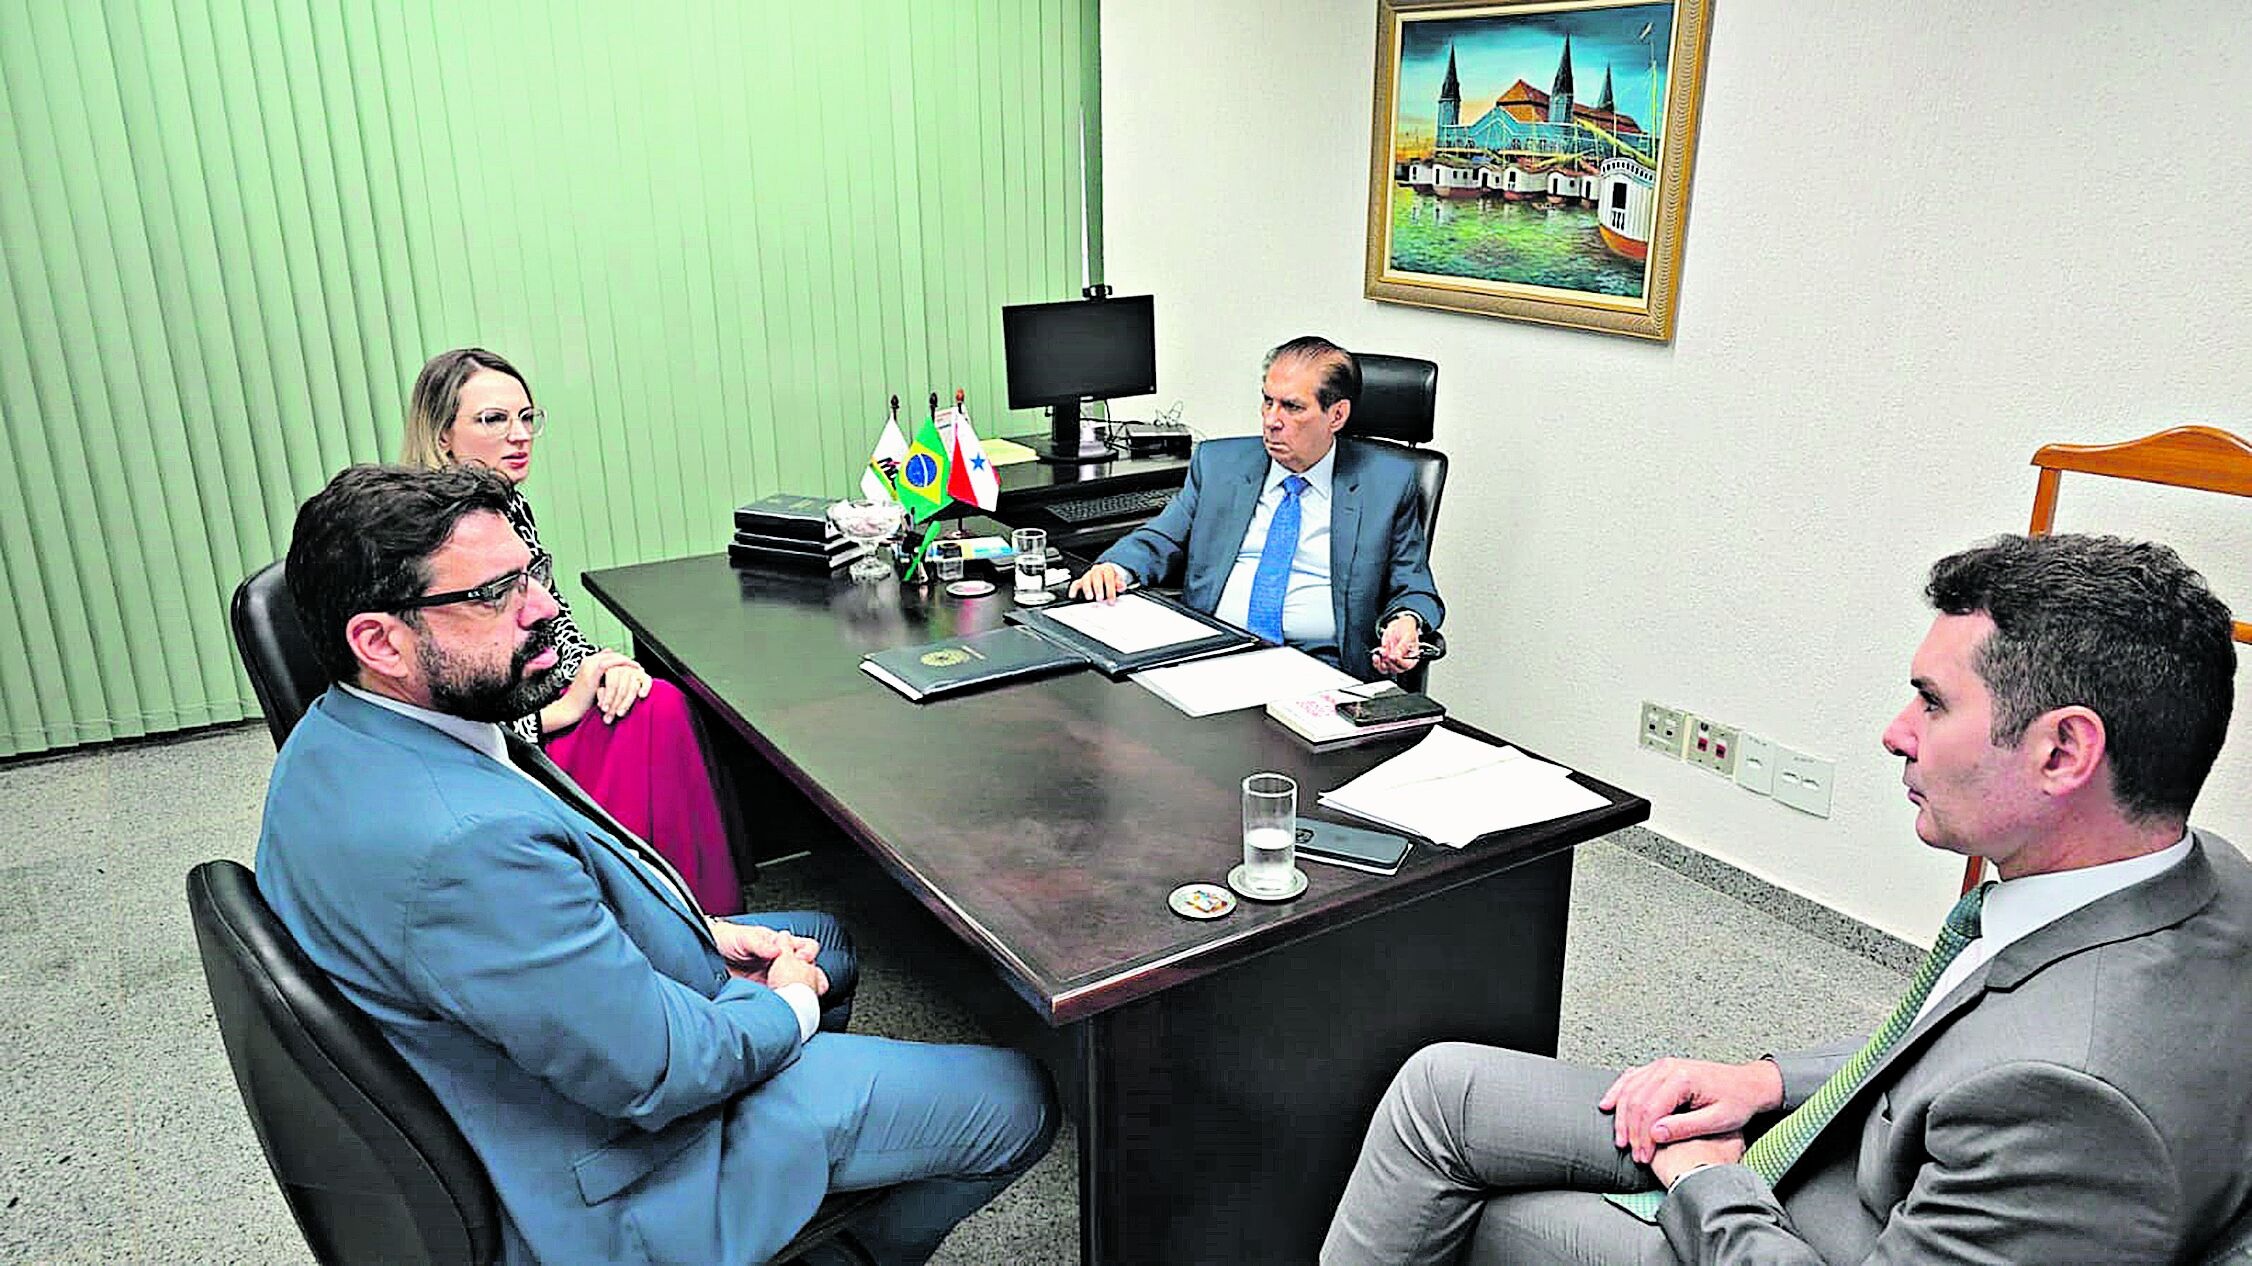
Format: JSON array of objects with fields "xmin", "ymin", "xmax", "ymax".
[
  {"xmin": 710, "ymin": 920, "xmax": 829, "ymax": 996},
  {"xmin": 556, "ymin": 650, "xmax": 651, "ymax": 727},
  {"xmin": 1598, "ymin": 1056, "xmax": 1780, "ymax": 1178}
]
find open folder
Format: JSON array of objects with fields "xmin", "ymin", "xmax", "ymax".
[
  {"xmin": 1318, "ymin": 728, "xmax": 1610, "ymax": 848},
  {"xmin": 1005, "ymin": 591, "xmax": 1260, "ymax": 678}
]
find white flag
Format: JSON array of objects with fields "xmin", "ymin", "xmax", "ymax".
[
  {"xmin": 942, "ymin": 407, "xmax": 1001, "ymax": 510},
  {"xmin": 861, "ymin": 416, "xmax": 909, "ymax": 502}
]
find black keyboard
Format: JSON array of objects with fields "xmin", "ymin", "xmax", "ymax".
[{"xmin": 1044, "ymin": 487, "xmax": 1178, "ymax": 525}]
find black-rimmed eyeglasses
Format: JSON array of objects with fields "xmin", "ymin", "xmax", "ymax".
[{"xmin": 393, "ymin": 552, "xmax": 553, "ymax": 614}]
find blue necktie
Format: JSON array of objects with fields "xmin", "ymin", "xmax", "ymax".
[{"xmin": 1246, "ymin": 475, "xmax": 1308, "ymax": 642}]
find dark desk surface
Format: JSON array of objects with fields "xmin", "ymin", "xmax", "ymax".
[{"xmin": 583, "ymin": 554, "xmax": 1647, "ymax": 1025}]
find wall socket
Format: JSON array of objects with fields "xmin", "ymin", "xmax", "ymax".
[
  {"xmin": 1775, "ymin": 749, "xmax": 1836, "ymax": 818},
  {"xmin": 1684, "ymin": 716, "xmax": 1740, "ymax": 778},
  {"xmin": 1639, "ymin": 702, "xmax": 1687, "ymax": 758},
  {"xmin": 1735, "ymin": 733, "xmax": 1778, "ymax": 795}
]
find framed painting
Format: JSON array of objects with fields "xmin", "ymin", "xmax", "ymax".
[{"xmin": 1365, "ymin": 0, "xmax": 1712, "ymax": 340}]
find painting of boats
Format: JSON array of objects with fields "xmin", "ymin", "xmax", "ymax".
[{"xmin": 1365, "ymin": 0, "xmax": 1711, "ymax": 340}]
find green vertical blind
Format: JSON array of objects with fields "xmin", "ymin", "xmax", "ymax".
[{"xmin": 0, "ymin": 0, "xmax": 1100, "ymax": 757}]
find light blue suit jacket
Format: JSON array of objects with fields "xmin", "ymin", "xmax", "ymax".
[
  {"xmin": 256, "ymin": 689, "xmax": 826, "ymax": 1264},
  {"xmin": 1095, "ymin": 436, "xmax": 1444, "ymax": 678}
]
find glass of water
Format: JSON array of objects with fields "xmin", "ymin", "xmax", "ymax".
[
  {"xmin": 1241, "ymin": 772, "xmax": 1299, "ymax": 897},
  {"xmin": 1013, "ymin": 527, "xmax": 1054, "ymax": 606}
]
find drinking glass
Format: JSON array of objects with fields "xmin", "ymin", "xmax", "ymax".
[
  {"xmin": 1013, "ymin": 528, "xmax": 1054, "ymax": 605},
  {"xmin": 934, "ymin": 547, "xmax": 964, "ymax": 583},
  {"xmin": 1241, "ymin": 772, "xmax": 1299, "ymax": 896}
]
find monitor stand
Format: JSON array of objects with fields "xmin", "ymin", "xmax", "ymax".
[{"xmin": 1029, "ymin": 401, "xmax": 1114, "ymax": 465}]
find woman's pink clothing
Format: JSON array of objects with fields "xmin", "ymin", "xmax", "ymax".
[{"xmin": 544, "ymin": 678, "xmax": 743, "ymax": 915}]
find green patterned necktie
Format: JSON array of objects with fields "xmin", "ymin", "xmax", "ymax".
[{"xmin": 1606, "ymin": 881, "xmax": 1989, "ymax": 1222}]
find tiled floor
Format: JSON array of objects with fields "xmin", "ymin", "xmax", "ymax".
[{"xmin": 0, "ymin": 724, "xmax": 1905, "ymax": 1264}]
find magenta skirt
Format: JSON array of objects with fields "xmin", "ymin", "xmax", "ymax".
[{"xmin": 545, "ymin": 677, "xmax": 743, "ymax": 915}]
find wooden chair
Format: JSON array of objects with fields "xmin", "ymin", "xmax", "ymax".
[{"xmin": 1958, "ymin": 425, "xmax": 2252, "ymax": 896}]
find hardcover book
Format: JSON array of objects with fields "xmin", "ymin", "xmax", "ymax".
[{"xmin": 733, "ymin": 493, "xmax": 843, "ymax": 543}]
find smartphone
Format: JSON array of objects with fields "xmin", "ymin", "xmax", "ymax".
[
  {"xmin": 1338, "ymin": 692, "xmax": 1446, "ymax": 727},
  {"xmin": 1296, "ymin": 818, "xmax": 1413, "ymax": 875}
]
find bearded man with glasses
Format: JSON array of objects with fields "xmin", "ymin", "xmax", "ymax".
[{"xmin": 257, "ymin": 463, "xmax": 1056, "ymax": 1266}]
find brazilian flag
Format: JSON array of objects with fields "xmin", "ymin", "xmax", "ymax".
[{"xmin": 895, "ymin": 413, "xmax": 953, "ymax": 522}]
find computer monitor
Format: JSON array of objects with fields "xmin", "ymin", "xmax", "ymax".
[{"xmin": 1001, "ymin": 293, "xmax": 1156, "ymax": 464}]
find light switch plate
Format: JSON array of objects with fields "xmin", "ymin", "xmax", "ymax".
[
  {"xmin": 1775, "ymin": 749, "xmax": 1835, "ymax": 818},
  {"xmin": 1735, "ymin": 733, "xmax": 1777, "ymax": 796}
]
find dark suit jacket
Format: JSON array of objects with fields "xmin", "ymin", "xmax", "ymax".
[
  {"xmin": 1095, "ymin": 436, "xmax": 1443, "ymax": 678},
  {"xmin": 1660, "ymin": 832, "xmax": 2252, "ymax": 1264}
]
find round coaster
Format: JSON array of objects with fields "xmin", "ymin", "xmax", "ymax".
[
  {"xmin": 1015, "ymin": 588, "xmax": 1057, "ymax": 606},
  {"xmin": 1168, "ymin": 882, "xmax": 1237, "ymax": 920},
  {"xmin": 1227, "ymin": 863, "xmax": 1309, "ymax": 903},
  {"xmin": 944, "ymin": 579, "xmax": 996, "ymax": 598}
]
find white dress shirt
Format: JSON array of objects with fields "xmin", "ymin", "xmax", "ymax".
[
  {"xmin": 1914, "ymin": 831, "xmax": 2195, "ymax": 1027},
  {"xmin": 338, "ymin": 683, "xmax": 820, "ymax": 1041},
  {"xmin": 1213, "ymin": 444, "xmax": 1338, "ymax": 659}
]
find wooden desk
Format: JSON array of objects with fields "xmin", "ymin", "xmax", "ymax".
[{"xmin": 582, "ymin": 556, "xmax": 1649, "ymax": 1264}]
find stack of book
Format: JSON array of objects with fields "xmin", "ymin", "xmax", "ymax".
[{"xmin": 729, "ymin": 493, "xmax": 866, "ymax": 573}]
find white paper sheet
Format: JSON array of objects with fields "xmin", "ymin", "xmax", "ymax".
[
  {"xmin": 1130, "ymin": 646, "xmax": 1358, "ymax": 717},
  {"xmin": 1318, "ymin": 728, "xmax": 1608, "ymax": 848},
  {"xmin": 1042, "ymin": 592, "xmax": 1223, "ymax": 654}
]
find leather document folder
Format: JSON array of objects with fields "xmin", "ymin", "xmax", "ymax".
[
  {"xmin": 1005, "ymin": 590, "xmax": 1261, "ymax": 679},
  {"xmin": 859, "ymin": 626, "xmax": 1089, "ymax": 702}
]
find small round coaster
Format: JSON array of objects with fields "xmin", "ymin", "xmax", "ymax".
[
  {"xmin": 944, "ymin": 579, "xmax": 996, "ymax": 598},
  {"xmin": 1015, "ymin": 588, "xmax": 1057, "ymax": 606},
  {"xmin": 1227, "ymin": 863, "xmax": 1309, "ymax": 902},
  {"xmin": 1168, "ymin": 882, "xmax": 1237, "ymax": 920}
]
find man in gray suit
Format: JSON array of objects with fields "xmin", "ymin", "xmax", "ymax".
[{"xmin": 1323, "ymin": 533, "xmax": 2250, "ymax": 1265}]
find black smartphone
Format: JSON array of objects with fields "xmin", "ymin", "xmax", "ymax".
[
  {"xmin": 1338, "ymin": 692, "xmax": 1446, "ymax": 727},
  {"xmin": 1296, "ymin": 818, "xmax": 1413, "ymax": 875}
]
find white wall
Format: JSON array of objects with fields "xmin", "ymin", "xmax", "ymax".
[{"xmin": 1099, "ymin": 0, "xmax": 2251, "ymax": 941}]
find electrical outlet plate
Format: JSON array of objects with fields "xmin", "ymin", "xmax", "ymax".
[
  {"xmin": 1735, "ymin": 733, "xmax": 1777, "ymax": 795},
  {"xmin": 1775, "ymin": 748, "xmax": 1836, "ymax": 818},
  {"xmin": 1684, "ymin": 715, "xmax": 1741, "ymax": 778},
  {"xmin": 1639, "ymin": 701, "xmax": 1686, "ymax": 758}
]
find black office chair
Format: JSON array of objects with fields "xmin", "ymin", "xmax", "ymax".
[
  {"xmin": 189, "ymin": 859, "xmax": 881, "ymax": 1266},
  {"xmin": 232, "ymin": 561, "xmax": 328, "ymax": 747},
  {"xmin": 1346, "ymin": 352, "xmax": 1448, "ymax": 693}
]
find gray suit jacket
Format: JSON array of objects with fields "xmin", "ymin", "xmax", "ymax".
[{"xmin": 1661, "ymin": 831, "xmax": 2252, "ymax": 1265}]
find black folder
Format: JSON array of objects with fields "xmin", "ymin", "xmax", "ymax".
[
  {"xmin": 859, "ymin": 626, "xmax": 1090, "ymax": 702},
  {"xmin": 1004, "ymin": 591, "xmax": 1261, "ymax": 678}
]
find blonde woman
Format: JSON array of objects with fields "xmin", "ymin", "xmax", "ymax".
[{"xmin": 400, "ymin": 347, "xmax": 740, "ymax": 913}]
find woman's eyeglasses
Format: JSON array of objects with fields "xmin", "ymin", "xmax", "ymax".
[
  {"xmin": 464, "ymin": 407, "xmax": 547, "ymax": 438},
  {"xmin": 393, "ymin": 552, "xmax": 554, "ymax": 614}
]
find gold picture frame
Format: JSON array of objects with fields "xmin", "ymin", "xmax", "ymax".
[{"xmin": 1365, "ymin": 0, "xmax": 1712, "ymax": 340}]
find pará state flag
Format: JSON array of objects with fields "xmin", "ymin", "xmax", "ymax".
[
  {"xmin": 943, "ymin": 407, "xmax": 1001, "ymax": 511},
  {"xmin": 895, "ymin": 414, "xmax": 953, "ymax": 521},
  {"xmin": 861, "ymin": 416, "xmax": 909, "ymax": 502}
]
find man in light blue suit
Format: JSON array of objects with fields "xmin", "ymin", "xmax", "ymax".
[
  {"xmin": 1068, "ymin": 336, "xmax": 1443, "ymax": 680},
  {"xmin": 257, "ymin": 464, "xmax": 1055, "ymax": 1265}
]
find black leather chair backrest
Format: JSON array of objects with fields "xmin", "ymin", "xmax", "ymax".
[
  {"xmin": 187, "ymin": 859, "xmax": 500, "ymax": 1266},
  {"xmin": 1348, "ymin": 353, "xmax": 1437, "ymax": 445},
  {"xmin": 1344, "ymin": 353, "xmax": 1446, "ymax": 548},
  {"xmin": 1341, "ymin": 352, "xmax": 1446, "ymax": 693},
  {"xmin": 232, "ymin": 561, "xmax": 331, "ymax": 748}
]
